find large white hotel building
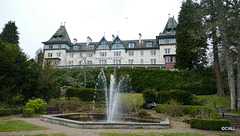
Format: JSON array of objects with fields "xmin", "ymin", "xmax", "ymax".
[{"xmin": 43, "ymin": 17, "xmax": 177, "ymax": 69}]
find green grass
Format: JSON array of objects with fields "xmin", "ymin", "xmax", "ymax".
[
  {"xmin": 119, "ymin": 93, "xmax": 145, "ymax": 105},
  {"xmin": 99, "ymin": 133, "xmax": 204, "ymax": 136},
  {"xmin": 22, "ymin": 134, "xmax": 67, "ymax": 136},
  {"xmin": 0, "ymin": 120, "xmax": 47, "ymax": 132},
  {"xmin": 196, "ymin": 94, "xmax": 230, "ymax": 108}
]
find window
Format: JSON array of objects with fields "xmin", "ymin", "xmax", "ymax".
[
  {"xmin": 69, "ymin": 61, "xmax": 73, "ymax": 65},
  {"xmin": 165, "ymin": 48, "xmax": 170, "ymax": 54},
  {"xmin": 88, "ymin": 45, "xmax": 95, "ymax": 50},
  {"xmin": 128, "ymin": 59, "xmax": 134, "ymax": 64},
  {"xmin": 74, "ymin": 46, "xmax": 80, "ymax": 50},
  {"xmin": 141, "ymin": 50, "xmax": 144, "ymax": 56},
  {"xmin": 129, "ymin": 51, "xmax": 134, "ymax": 56},
  {"xmin": 59, "ymin": 35, "xmax": 63, "ymax": 40},
  {"xmin": 58, "ymin": 44, "xmax": 62, "ymax": 48},
  {"xmin": 166, "ymin": 57, "xmax": 170, "ymax": 63},
  {"xmin": 99, "ymin": 52, "xmax": 107, "ymax": 57},
  {"xmin": 49, "ymin": 45, "xmax": 53, "ymax": 49},
  {"xmin": 150, "ymin": 50, "xmax": 156, "ymax": 56},
  {"xmin": 112, "ymin": 43, "xmax": 124, "ymax": 49},
  {"xmin": 79, "ymin": 53, "xmax": 82, "ymax": 58},
  {"xmin": 146, "ymin": 42, "xmax": 153, "ymax": 47},
  {"xmin": 99, "ymin": 59, "xmax": 107, "ymax": 65},
  {"xmin": 151, "ymin": 59, "xmax": 156, "ymax": 64},
  {"xmin": 98, "ymin": 41, "xmax": 109, "ymax": 49},
  {"xmin": 113, "ymin": 59, "xmax": 121, "ymax": 64},
  {"xmin": 70, "ymin": 53, "xmax": 74, "ymax": 58},
  {"xmin": 140, "ymin": 59, "xmax": 144, "ymax": 64},
  {"xmin": 114, "ymin": 51, "xmax": 121, "ymax": 56},
  {"xmin": 87, "ymin": 60, "xmax": 93, "ymax": 65},
  {"xmin": 51, "ymin": 59, "xmax": 57, "ymax": 65},
  {"xmin": 53, "ymin": 36, "xmax": 57, "ymax": 40},
  {"xmin": 57, "ymin": 52, "xmax": 61, "ymax": 57},
  {"xmin": 128, "ymin": 42, "xmax": 135, "ymax": 48},
  {"xmin": 159, "ymin": 38, "xmax": 176, "ymax": 44},
  {"xmin": 79, "ymin": 61, "xmax": 82, "ymax": 65},
  {"xmin": 88, "ymin": 52, "xmax": 93, "ymax": 57},
  {"xmin": 48, "ymin": 53, "xmax": 52, "ymax": 57}
]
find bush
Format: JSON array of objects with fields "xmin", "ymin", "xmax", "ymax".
[
  {"xmin": 190, "ymin": 118, "xmax": 230, "ymax": 130},
  {"xmin": 142, "ymin": 88, "xmax": 157, "ymax": 103},
  {"xmin": 0, "ymin": 109, "xmax": 22, "ymax": 116},
  {"xmin": 25, "ymin": 98, "xmax": 47, "ymax": 114},
  {"xmin": 138, "ymin": 109, "xmax": 148, "ymax": 116},
  {"xmin": 155, "ymin": 104, "xmax": 221, "ymax": 119},
  {"xmin": 157, "ymin": 90, "xmax": 194, "ymax": 105},
  {"xmin": 66, "ymin": 88, "xmax": 105, "ymax": 102},
  {"xmin": 22, "ymin": 108, "xmax": 35, "ymax": 117}
]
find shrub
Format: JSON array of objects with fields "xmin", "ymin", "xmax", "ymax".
[
  {"xmin": 66, "ymin": 88, "xmax": 105, "ymax": 102},
  {"xmin": 22, "ymin": 108, "xmax": 35, "ymax": 117},
  {"xmin": 190, "ymin": 118, "xmax": 230, "ymax": 130},
  {"xmin": 142, "ymin": 88, "xmax": 157, "ymax": 103},
  {"xmin": 0, "ymin": 109, "xmax": 22, "ymax": 116},
  {"xmin": 25, "ymin": 98, "xmax": 47, "ymax": 114},
  {"xmin": 156, "ymin": 90, "xmax": 194, "ymax": 105},
  {"xmin": 138, "ymin": 109, "xmax": 148, "ymax": 116},
  {"xmin": 155, "ymin": 104, "xmax": 221, "ymax": 119}
]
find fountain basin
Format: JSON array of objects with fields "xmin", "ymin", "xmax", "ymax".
[{"xmin": 40, "ymin": 113, "xmax": 169, "ymax": 129}]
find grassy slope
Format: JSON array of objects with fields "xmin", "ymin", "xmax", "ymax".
[
  {"xmin": 196, "ymin": 94, "xmax": 230, "ymax": 108},
  {"xmin": 0, "ymin": 120, "xmax": 47, "ymax": 132}
]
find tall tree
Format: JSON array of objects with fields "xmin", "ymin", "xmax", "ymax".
[
  {"xmin": 175, "ymin": 0, "xmax": 208, "ymax": 70},
  {"xmin": 0, "ymin": 21, "xmax": 19, "ymax": 45},
  {"xmin": 201, "ymin": 0, "xmax": 224, "ymax": 96}
]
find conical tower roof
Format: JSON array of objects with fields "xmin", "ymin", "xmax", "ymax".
[
  {"xmin": 43, "ymin": 25, "xmax": 71, "ymax": 45},
  {"xmin": 162, "ymin": 17, "xmax": 177, "ymax": 34}
]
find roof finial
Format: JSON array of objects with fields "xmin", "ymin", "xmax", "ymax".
[
  {"xmin": 64, "ymin": 22, "xmax": 66, "ymax": 26},
  {"xmin": 61, "ymin": 22, "xmax": 62, "ymax": 26},
  {"xmin": 168, "ymin": 13, "xmax": 170, "ymax": 18}
]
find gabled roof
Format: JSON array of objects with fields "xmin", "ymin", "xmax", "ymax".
[
  {"xmin": 111, "ymin": 36, "xmax": 126, "ymax": 48},
  {"xmin": 162, "ymin": 17, "xmax": 177, "ymax": 34},
  {"xmin": 96, "ymin": 36, "xmax": 111, "ymax": 49},
  {"xmin": 43, "ymin": 25, "xmax": 72, "ymax": 45}
]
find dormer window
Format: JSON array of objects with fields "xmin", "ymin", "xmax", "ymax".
[
  {"xmin": 53, "ymin": 36, "xmax": 57, "ymax": 40},
  {"xmin": 59, "ymin": 35, "xmax": 63, "ymax": 40},
  {"xmin": 146, "ymin": 42, "xmax": 153, "ymax": 47},
  {"xmin": 74, "ymin": 46, "xmax": 80, "ymax": 50},
  {"xmin": 88, "ymin": 44, "xmax": 95, "ymax": 50},
  {"xmin": 128, "ymin": 42, "xmax": 135, "ymax": 48}
]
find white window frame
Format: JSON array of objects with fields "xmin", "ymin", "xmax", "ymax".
[
  {"xmin": 48, "ymin": 53, "xmax": 52, "ymax": 57},
  {"xmin": 70, "ymin": 53, "xmax": 74, "ymax": 58},
  {"xmin": 150, "ymin": 50, "xmax": 156, "ymax": 56},
  {"xmin": 129, "ymin": 51, "xmax": 134, "ymax": 56},
  {"xmin": 141, "ymin": 50, "xmax": 144, "ymax": 56},
  {"xmin": 128, "ymin": 59, "xmax": 134, "ymax": 64}
]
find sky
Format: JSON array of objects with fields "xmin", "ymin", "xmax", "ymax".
[{"xmin": 0, "ymin": 0, "xmax": 182, "ymax": 59}]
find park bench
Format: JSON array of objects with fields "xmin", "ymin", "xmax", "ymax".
[{"xmin": 46, "ymin": 106, "xmax": 62, "ymax": 114}]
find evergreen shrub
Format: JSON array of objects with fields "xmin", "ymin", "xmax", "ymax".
[
  {"xmin": 22, "ymin": 108, "xmax": 35, "ymax": 117},
  {"xmin": 142, "ymin": 88, "xmax": 157, "ymax": 103},
  {"xmin": 0, "ymin": 109, "xmax": 22, "ymax": 116},
  {"xmin": 25, "ymin": 98, "xmax": 47, "ymax": 114},
  {"xmin": 190, "ymin": 118, "xmax": 230, "ymax": 130},
  {"xmin": 66, "ymin": 88, "xmax": 105, "ymax": 102}
]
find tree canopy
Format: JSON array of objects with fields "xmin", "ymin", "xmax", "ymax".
[{"xmin": 0, "ymin": 21, "xmax": 19, "ymax": 45}]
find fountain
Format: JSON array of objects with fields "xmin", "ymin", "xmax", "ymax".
[{"xmin": 40, "ymin": 69, "xmax": 169, "ymax": 129}]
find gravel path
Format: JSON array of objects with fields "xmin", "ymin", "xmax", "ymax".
[{"xmin": 0, "ymin": 118, "xmax": 239, "ymax": 136}]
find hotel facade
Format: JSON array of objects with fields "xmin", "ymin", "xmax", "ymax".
[{"xmin": 42, "ymin": 17, "xmax": 177, "ymax": 69}]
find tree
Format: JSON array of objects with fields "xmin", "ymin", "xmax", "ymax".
[
  {"xmin": 175, "ymin": 0, "xmax": 208, "ymax": 70},
  {"xmin": 0, "ymin": 21, "xmax": 19, "ymax": 45}
]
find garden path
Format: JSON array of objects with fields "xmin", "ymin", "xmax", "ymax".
[{"xmin": 0, "ymin": 117, "xmax": 239, "ymax": 136}]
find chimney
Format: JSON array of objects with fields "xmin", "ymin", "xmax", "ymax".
[
  {"xmin": 87, "ymin": 36, "xmax": 92, "ymax": 46},
  {"xmin": 73, "ymin": 38, "xmax": 77, "ymax": 44},
  {"xmin": 112, "ymin": 34, "xmax": 115, "ymax": 41},
  {"xmin": 139, "ymin": 33, "xmax": 142, "ymax": 44}
]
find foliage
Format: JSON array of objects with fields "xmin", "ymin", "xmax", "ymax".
[
  {"xmin": 138, "ymin": 109, "xmax": 148, "ymax": 116},
  {"xmin": 0, "ymin": 120, "xmax": 47, "ymax": 131},
  {"xmin": 190, "ymin": 118, "xmax": 230, "ymax": 130},
  {"xmin": 142, "ymin": 88, "xmax": 157, "ymax": 103},
  {"xmin": 196, "ymin": 94, "xmax": 230, "ymax": 109},
  {"xmin": 25, "ymin": 98, "xmax": 47, "ymax": 114},
  {"xmin": 0, "ymin": 21, "xmax": 19, "ymax": 44},
  {"xmin": 0, "ymin": 108, "xmax": 22, "ymax": 116},
  {"xmin": 155, "ymin": 104, "xmax": 221, "ymax": 119},
  {"xmin": 66, "ymin": 88, "xmax": 105, "ymax": 102},
  {"xmin": 22, "ymin": 108, "xmax": 35, "ymax": 117},
  {"xmin": 175, "ymin": 0, "xmax": 208, "ymax": 70},
  {"xmin": 99, "ymin": 132, "xmax": 204, "ymax": 136}
]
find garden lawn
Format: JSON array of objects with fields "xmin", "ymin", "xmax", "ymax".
[
  {"xmin": 0, "ymin": 120, "xmax": 47, "ymax": 131},
  {"xmin": 196, "ymin": 94, "xmax": 230, "ymax": 108},
  {"xmin": 99, "ymin": 133, "xmax": 204, "ymax": 136},
  {"xmin": 20, "ymin": 134, "xmax": 67, "ymax": 136}
]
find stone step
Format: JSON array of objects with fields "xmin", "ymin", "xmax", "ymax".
[
  {"xmin": 230, "ymin": 122, "xmax": 239, "ymax": 125},
  {"xmin": 230, "ymin": 124, "xmax": 240, "ymax": 128}
]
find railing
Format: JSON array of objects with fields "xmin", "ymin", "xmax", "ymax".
[{"xmin": 214, "ymin": 101, "xmax": 224, "ymax": 118}]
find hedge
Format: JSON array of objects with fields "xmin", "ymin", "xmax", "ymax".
[
  {"xmin": 0, "ymin": 108, "xmax": 22, "ymax": 116},
  {"xmin": 22, "ymin": 108, "xmax": 35, "ymax": 117},
  {"xmin": 190, "ymin": 118, "xmax": 230, "ymax": 130},
  {"xmin": 53, "ymin": 68, "xmax": 218, "ymax": 95},
  {"xmin": 66, "ymin": 88, "xmax": 105, "ymax": 101},
  {"xmin": 155, "ymin": 104, "xmax": 221, "ymax": 119}
]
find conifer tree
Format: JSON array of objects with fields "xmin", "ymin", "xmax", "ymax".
[
  {"xmin": 0, "ymin": 21, "xmax": 19, "ymax": 45},
  {"xmin": 175, "ymin": 0, "xmax": 208, "ymax": 70}
]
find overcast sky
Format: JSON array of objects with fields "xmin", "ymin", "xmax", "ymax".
[{"xmin": 0, "ymin": 0, "xmax": 182, "ymax": 59}]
